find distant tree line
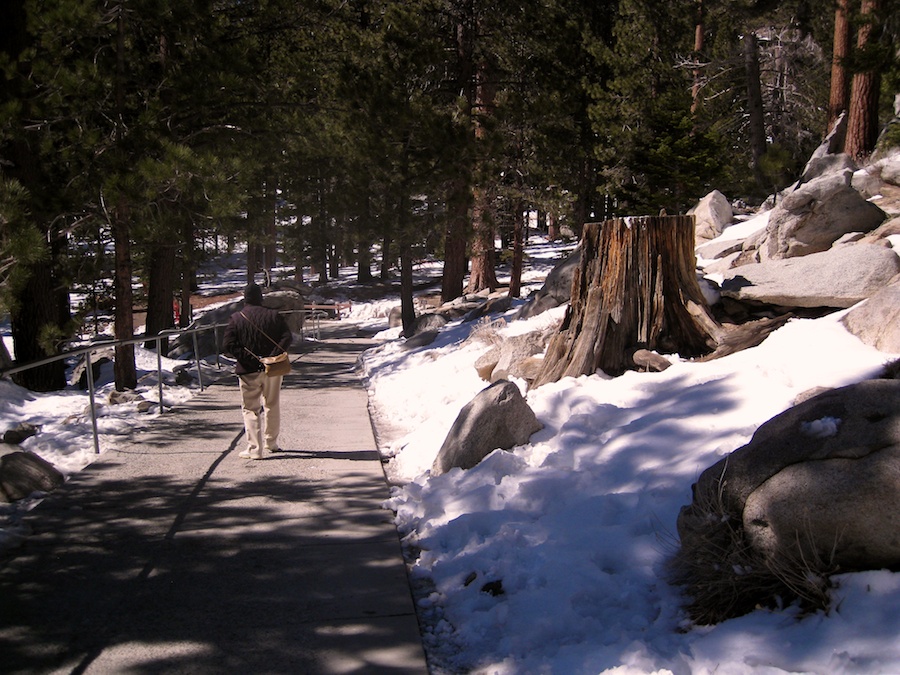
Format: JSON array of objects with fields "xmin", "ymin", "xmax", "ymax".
[{"xmin": 1, "ymin": 0, "xmax": 898, "ymax": 392}]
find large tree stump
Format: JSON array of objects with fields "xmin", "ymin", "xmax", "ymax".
[{"xmin": 533, "ymin": 215, "xmax": 719, "ymax": 386}]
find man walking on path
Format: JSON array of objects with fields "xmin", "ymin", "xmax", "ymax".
[{"xmin": 223, "ymin": 283, "xmax": 293, "ymax": 459}]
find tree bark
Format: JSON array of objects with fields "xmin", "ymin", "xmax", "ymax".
[
  {"xmin": 264, "ymin": 178, "xmax": 277, "ymax": 277},
  {"xmin": 329, "ymin": 221, "xmax": 342, "ymax": 279},
  {"xmin": 313, "ymin": 178, "xmax": 328, "ymax": 283},
  {"xmin": 380, "ymin": 235, "xmax": 392, "ymax": 280},
  {"xmin": 10, "ymin": 261, "xmax": 67, "ymax": 392},
  {"xmin": 144, "ymin": 241, "xmax": 176, "ymax": 352},
  {"xmin": 357, "ymin": 238, "xmax": 374, "ymax": 282},
  {"xmin": 112, "ymin": 5, "xmax": 136, "ymax": 391},
  {"xmin": 743, "ymin": 32, "xmax": 767, "ymax": 191},
  {"xmin": 828, "ymin": 0, "xmax": 851, "ymax": 133},
  {"xmin": 400, "ymin": 244, "xmax": 416, "ymax": 336},
  {"xmin": 508, "ymin": 201, "xmax": 525, "ymax": 298},
  {"xmin": 466, "ymin": 188, "xmax": 498, "ymax": 293},
  {"xmin": 573, "ymin": 153, "xmax": 594, "ymax": 227},
  {"xmin": 533, "ymin": 216, "xmax": 718, "ymax": 387},
  {"xmin": 845, "ymin": 0, "xmax": 882, "ymax": 162},
  {"xmin": 357, "ymin": 195, "xmax": 374, "ymax": 283},
  {"xmin": 2, "ymin": 14, "xmax": 68, "ymax": 392},
  {"xmin": 547, "ymin": 212, "xmax": 560, "ymax": 241},
  {"xmin": 441, "ymin": 177, "xmax": 470, "ymax": 302},
  {"xmin": 466, "ymin": 50, "xmax": 498, "ymax": 294},
  {"xmin": 112, "ymin": 196, "xmax": 137, "ymax": 391},
  {"xmin": 442, "ymin": 0, "xmax": 475, "ymax": 304},
  {"xmin": 691, "ymin": 0, "xmax": 705, "ymax": 117},
  {"xmin": 179, "ymin": 219, "xmax": 195, "ymax": 328},
  {"xmin": 246, "ymin": 242, "xmax": 261, "ymax": 284}
]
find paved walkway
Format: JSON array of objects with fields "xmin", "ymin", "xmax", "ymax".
[{"xmin": 0, "ymin": 324, "xmax": 428, "ymax": 674}]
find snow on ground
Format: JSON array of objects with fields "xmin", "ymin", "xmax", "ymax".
[
  {"xmin": 0, "ymin": 348, "xmax": 201, "ymax": 476},
  {"xmin": 717, "ymin": 209, "xmax": 770, "ymax": 242},
  {"xmin": 360, "ymin": 287, "xmax": 899, "ymax": 674},
  {"xmin": 357, "ymin": 228, "xmax": 900, "ymax": 674},
  {"xmin": 2, "ymin": 231, "xmax": 900, "ymax": 674}
]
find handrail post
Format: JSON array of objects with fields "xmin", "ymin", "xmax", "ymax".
[
  {"xmin": 192, "ymin": 331, "xmax": 204, "ymax": 391},
  {"xmin": 213, "ymin": 325, "xmax": 221, "ymax": 369},
  {"xmin": 84, "ymin": 351, "xmax": 101, "ymax": 455},
  {"xmin": 156, "ymin": 335, "xmax": 165, "ymax": 413}
]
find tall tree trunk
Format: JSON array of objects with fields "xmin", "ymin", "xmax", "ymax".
[
  {"xmin": 400, "ymin": 245, "xmax": 416, "ymax": 336},
  {"xmin": 246, "ymin": 242, "xmax": 261, "ymax": 284},
  {"xmin": 357, "ymin": 237, "xmax": 374, "ymax": 282},
  {"xmin": 442, "ymin": 0, "xmax": 476, "ymax": 304},
  {"xmin": 466, "ymin": 189, "xmax": 498, "ymax": 293},
  {"xmin": 466, "ymin": 207, "xmax": 497, "ymax": 292},
  {"xmin": 828, "ymin": 0, "xmax": 851, "ymax": 133},
  {"xmin": 396, "ymin": 184, "xmax": 417, "ymax": 335},
  {"xmin": 466, "ymin": 53, "xmax": 498, "ymax": 294},
  {"xmin": 380, "ymin": 234, "xmax": 392, "ymax": 280},
  {"xmin": 156, "ymin": 20, "xmax": 181, "ymax": 334},
  {"xmin": 2, "ymin": 32, "xmax": 68, "ymax": 392},
  {"xmin": 357, "ymin": 196, "xmax": 374, "ymax": 282},
  {"xmin": 508, "ymin": 201, "xmax": 525, "ymax": 298},
  {"xmin": 179, "ymin": 219, "xmax": 194, "ymax": 328},
  {"xmin": 263, "ymin": 177, "xmax": 277, "ymax": 277},
  {"xmin": 441, "ymin": 178, "xmax": 470, "ymax": 302},
  {"xmin": 533, "ymin": 216, "xmax": 719, "ymax": 387},
  {"xmin": 845, "ymin": 0, "xmax": 882, "ymax": 162},
  {"xmin": 112, "ymin": 197, "xmax": 137, "ymax": 391},
  {"xmin": 246, "ymin": 182, "xmax": 267, "ymax": 284},
  {"xmin": 10, "ymin": 260, "xmax": 67, "ymax": 392},
  {"xmin": 573, "ymin": 149, "xmax": 594, "ymax": 228},
  {"xmin": 547, "ymin": 212, "xmax": 560, "ymax": 241},
  {"xmin": 112, "ymin": 5, "xmax": 136, "ymax": 391},
  {"xmin": 691, "ymin": 0, "xmax": 705, "ymax": 117},
  {"xmin": 313, "ymin": 179, "xmax": 328, "ymax": 283},
  {"xmin": 743, "ymin": 32, "xmax": 767, "ymax": 191},
  {"xmin": 329, "ymin": 220, "xmax": 342, "ymax": 279},
  {"xmin": 144, "ymin": 241, "xmax": 176, "ymax": 352}
]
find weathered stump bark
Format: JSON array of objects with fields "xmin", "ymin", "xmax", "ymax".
[{"xmin": 533, "ymin": 215, "xmax": 719, "ymax": 386}]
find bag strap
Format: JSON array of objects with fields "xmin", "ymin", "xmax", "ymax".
[{"xmin": 239, "ymin": 310, "xmax": 287, "ymax": 358}]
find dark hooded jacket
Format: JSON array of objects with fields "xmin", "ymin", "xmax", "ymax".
[{"xmin": 223, "ymin": 284, "xmax": 293, "ymax": 375}]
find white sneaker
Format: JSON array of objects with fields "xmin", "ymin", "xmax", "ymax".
[{"xmin": 239, "ymin": 450, "xmax": 262, "ymax": 460}]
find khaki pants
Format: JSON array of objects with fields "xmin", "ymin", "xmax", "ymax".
[{"xmin": 238, "ymin": 371, "xmax": 283, "ymax": 455}]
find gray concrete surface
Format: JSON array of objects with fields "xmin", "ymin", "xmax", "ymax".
[{"xmin": 0, "ymin": 323, "xmax": 428, "ymax": 674}]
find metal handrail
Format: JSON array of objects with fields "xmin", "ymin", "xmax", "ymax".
[{"xmin": 0, "ymin": 307, "xmax": 316, "ymax": 455}]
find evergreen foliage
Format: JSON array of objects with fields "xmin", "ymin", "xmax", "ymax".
[{"xmin": 0, "ymin": 0, "xmax": 898, "ymax": 389}]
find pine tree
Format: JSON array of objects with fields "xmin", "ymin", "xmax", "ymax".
[
  {"xmin": 845, "ymin": 0, "xmax": 887, "ymax": 161},
  {"xmin": 0, "ymin": 0, "xmax": 78, "ymax": 391},
  {"xmin": 588, "ymin": 0, "xmax": 716, "ymax": 214},
  {"xmin": 828, "ymin": 0, "xmax": 852, "ymax": 132},
  {"xmin": 685, "ymin": 0, "xmax": 831, "ymax": 201}
]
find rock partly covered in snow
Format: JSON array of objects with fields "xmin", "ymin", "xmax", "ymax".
[
  {"xmin": 431, "ymin": 380, "xmax": 542, "ymax": 476},
  {"xmin": 514, "ymin": 247, "xmax": 581, "ymax": 320},
  {"xmin": 679, "ymin": 378, "xmax": 900, "ymax": 572},
  {"xmin": 2, "ymin": 423, "xmax": 41, "ymax": 445},
  {"xmin": 689, "ymin": 189, "xmax": 733, "ymax": 244},
  {"xmin": 798, "ymin": 111, "xmax": 851, "ymax": 185},
  {"xmin": 720, "ymin": 243, "xmax": 900, "ymax": 309},
  {"xmin": 841, "ymin": 279, "xmax": 900, "ymax": 353},
  {"xmin": 744, "ymin": 442, "xmax": 900, "ymax": 570},
  {"xmin": 0, "ymin": 451, "xmax": 65, "ymax": 503},
  {"xmin": 474, "ymin": 329, "xmax": 552, "ymax": 383},
  {"xmin": 757, "ymin": 170, "xmax": 887, "ymax": 261}
]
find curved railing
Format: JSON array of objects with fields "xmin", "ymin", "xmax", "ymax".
[{"xmin": 0, "ymin": 308, "xmax": 327, "ymax": 455}]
